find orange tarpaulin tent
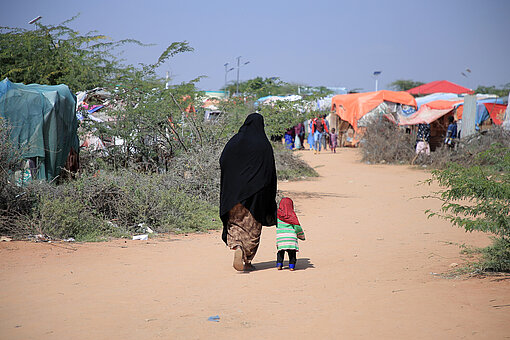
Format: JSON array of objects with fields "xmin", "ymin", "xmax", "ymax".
[{"xmin": 331, "ymin": 90, "xmax": 417, "ymax": 131}]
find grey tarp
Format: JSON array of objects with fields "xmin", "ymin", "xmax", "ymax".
[{"xmin": 0, "ymin": 78, "xmax": 79, "ymax": 181}]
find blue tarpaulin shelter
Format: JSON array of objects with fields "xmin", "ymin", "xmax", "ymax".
[
  {"xmin": 455, "ymin": 98, "xmax": 505, "ymax": 128},
  {"xmin": 0, "ymin": 78, "xmax": 79, "ymax": 181}
]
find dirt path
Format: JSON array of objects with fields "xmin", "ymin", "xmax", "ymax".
[{"xmin": 1, "ymin": 148, "xmax": 509, "ymax": 339}]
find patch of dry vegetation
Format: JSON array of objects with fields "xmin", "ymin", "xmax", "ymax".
[{"xmin": 360, "ymin": 119, "xmax": 510, "ymax": 168}]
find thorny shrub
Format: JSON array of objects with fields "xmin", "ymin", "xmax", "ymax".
[
  {"xmin": 360, "ymin": 119, "xmax": 510, "ymax": 169},
  {"xmin": 5, "ymin": 171, "xmax": 221, "ymax": 241},
  {"xmin": 360, "ymin": 119, "xmax": 416, "ymax": 164},
  {"xmin": 0, "ymin": 119, "xmax": 37, "ymax": 235}
]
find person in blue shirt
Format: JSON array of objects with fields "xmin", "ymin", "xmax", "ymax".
[{"xmin": 444, "ymin": 116, "xmax": 458, "ymax": 148}]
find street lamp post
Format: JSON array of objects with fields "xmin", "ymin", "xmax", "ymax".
[
  {"xmin": 373, "ymin": 71, "xmax": 382, "ymax": 92},
  {"xmin": 235, "ymin": 56, "xmax": 250, "ymax": 95},
  {"xmin": 224, "ymin": 63, "xmax": 234, "ymax": 93}
]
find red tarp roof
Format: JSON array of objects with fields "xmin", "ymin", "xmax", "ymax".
[
  {"xmin": 407, "ymin": 80, "xmax": 473, "ymax": 95},
  {"xmin": 331, "ymin": 90, "xmax": 417, "ymax": 131}
]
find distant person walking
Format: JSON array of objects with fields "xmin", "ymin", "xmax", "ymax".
[
  {"xmin": 444, "ymin": 116, "xmax": 458, "ymax": 148},
  {"xmin": 294, "ymin": 122, "xmax": 305, "ymax": 150},
  {"xmin": 313, "ymin": 116, "xmax": 329, "ymax": 154},
  {"xmin": 415, "ymin": 123, "xmax": 431, "ymax": 155},
  {"xmin": 284, "ymin": 127, "xmax": 294, "ymax": 150},
  {"xmin": 220, "ymin": 113, "xmax": 277, "ymax": 271},
  {"xmin": 307, "ymin": 119, "xmax": 315, "ymax": 151},
  {"xmin": 329, "ymin": 128, "xmax": 338, "ymax": 153},
  {"xmin": 276, "ymin": 197, "xmax": 305, "ymax": 271}
]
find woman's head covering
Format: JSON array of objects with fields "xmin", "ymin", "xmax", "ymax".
[
  {"xmin": 219, "ymin": 113, "xmax": 277, "ymax": 244},
  {"xmin": 277, "ymin": 197, "xmax": 300, "ymax": 225}
]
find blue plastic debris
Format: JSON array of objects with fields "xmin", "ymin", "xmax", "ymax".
[{"xmin": 207, "ymin": 315, "xmax": 220, "ymax": 322}]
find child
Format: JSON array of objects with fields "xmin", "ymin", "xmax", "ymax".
[
  {"xmin": 329, "ymin": 128, "xmax": 338, "ymax": 153},
  {"xmin": 276, "ymin": 197, "xmax": 305, "ymax": 271}
]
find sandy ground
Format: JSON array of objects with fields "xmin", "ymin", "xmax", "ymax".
[{"xmin": 1, "ymin": 148, "xmax": 509, "ymax": 339}]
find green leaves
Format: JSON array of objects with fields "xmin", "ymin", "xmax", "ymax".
[
  {"xmin": 428, "ymin": 144, "xmax": 510, "ymax": 238},
  {"xmin": 388, "ymin": 79, "xmax": 425, "ymax": 91},
  {"xmin": 0, "ymin": 15, "xmax": 145, "ymax": 92},
  {"xmin": 154, "ymin": 42, "xmax": 193, "ymax": 69}
]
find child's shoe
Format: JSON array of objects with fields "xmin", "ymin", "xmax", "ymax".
[
  {"xmin": 276, "ymin": 262, "xmax": 283, "ymax": 270},
  {"xmin": 289, "ymin": 263, "xmax": 296, "ymax": 271}
]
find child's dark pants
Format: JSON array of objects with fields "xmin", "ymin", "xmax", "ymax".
[{"xmin": 277, "ymin": 249, "xmax": 296, "ymax": 265}]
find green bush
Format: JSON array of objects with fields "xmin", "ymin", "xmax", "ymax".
[
  {"xmin": 273, "ymin": 142, "xmax": 318, "ymax": 180},
  {"xmin": 427, "ymin": 144, "xmax": 510, "ymax": 272},
  {"xmin": 36, "ymin": 196, "xmax": 112, "ymax": 241},
  {"xmin": 480, "ymin": 238, "xmax": 510, "ymax": 272}
]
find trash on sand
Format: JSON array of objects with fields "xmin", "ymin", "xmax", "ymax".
[
  {"xmin": 107, "ymin": 221, "xmax": 119, "ymax": 228},
  {"xmin": 207, "ymin": 315, "xmax": 220, "ymax": 322},
  {"xmin": 35, "ymin": 234, "xmax": 47, "ymax": 242},
  {"xmin": 63, "ymin": 238, "xmax": 75, "ymax": 242},
  {"xmin": 132, "ymin": 234, "xmax": 148, "ymax": 241},
  {"xmin": 146, "ymin": 227, "xmax": 154, "ymax": 234},
  {"xmin": 0, "ymin": 236, "xmax": 12, "ymax": 242}
]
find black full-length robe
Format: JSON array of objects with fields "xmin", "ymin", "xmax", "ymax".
[{"xmin": 219, "ymin": 113, "xmax": 277, "ymax": 244}]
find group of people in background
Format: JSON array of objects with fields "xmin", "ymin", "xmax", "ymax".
[
  {"xmin": 285, "ymin": 115, "xmax": 338, "ymax": 153},
  {"xmin": 285, "ymin": 113, "xmax": 460, "ymax": 157}
]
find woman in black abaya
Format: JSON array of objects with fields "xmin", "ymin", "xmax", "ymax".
[{"xmin": 220, "ymin": 113, "xmax": 277, "ymax": 271}]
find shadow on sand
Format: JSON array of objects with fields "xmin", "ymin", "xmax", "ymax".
[{"xmin": 241, "ymin": 258, "xmax": 315, "ymax": 273}]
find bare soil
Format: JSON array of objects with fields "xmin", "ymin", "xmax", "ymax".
[{"xmin": 1, "ymin": 148, "xmax": 509, "ymax": 339}]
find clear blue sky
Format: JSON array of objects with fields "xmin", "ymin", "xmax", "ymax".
[{"xmin": 2, "ymin": 0, "xmax": 509, "ymax": 92}]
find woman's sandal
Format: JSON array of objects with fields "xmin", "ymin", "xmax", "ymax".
[{"xmin": 233, "ymin": 247, "xmax": 244, "ymax": 271}]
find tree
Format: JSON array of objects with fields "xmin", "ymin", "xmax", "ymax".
[
  {"xmin": 389, "ymin": 79, "xmax": 424, "ymax": 91},
  {"xmin": 474, "ymin": 83, "xmax": 510, "ymax": 97},
  {"xmin": 224, "ymin": 77, "xmax": 296, "ymax": 97},
  {"xmin": 0, "ymin": 15, "xmax": 143, "ymax": 92},
  {"xmin": 84, "ymin": 42, "xmax": 203, "ymax": 171}
]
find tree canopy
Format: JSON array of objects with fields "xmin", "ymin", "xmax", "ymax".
[
  {"xmin": 388, "ymin": 79, "xmax": 425, "ymax": 91},
  {"xmin": 0, "ymin": 15, "xmax": 144, "ymax": 92},
  {"xmin": 223, "ymin": 76, "xmax": 333, "ymax": 99},
  {"xmin": 474, "ymin": 84, "xmax": 510, "ymax": 97}
]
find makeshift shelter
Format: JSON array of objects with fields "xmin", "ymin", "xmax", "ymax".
[
  {"xmin": 407, "ymin": 80, "xmax": 473, "ymax": 95},
  {"xmin": 456, "ymin": 98, "xmax": 507, "ymax": 128},
  {"xmin": 399, "ymin": 99, "xmax": 464, "ymax": 126},
  {"xmin": 0, "ymin": 78, "xmax": 79, "ymax": 181},
  {"xmin": 399, "ymin": 96, "xmax": 508, "ymax": 150},
  {"xmin": 415, "ymin": 93, "xmax": 460, "ymax": 109},
  {"xmin": 399, "ymin": 99, "xmax": 463, "ymax": 150},
  {"xmin": 330, "ymin": 90, "xmax": 417, "ymax": 147},
  {"xmin": 331, "ymin": 90, "xmax": 417, "ymax": 131}
]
